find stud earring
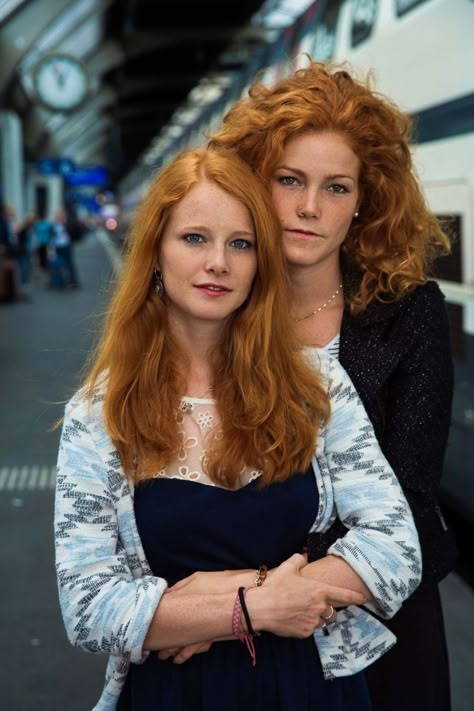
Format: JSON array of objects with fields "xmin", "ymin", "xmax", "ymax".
[
  {"xmin": 354, "ymin": 211, "xmax": 359, "ymax": 217},
  {"xmin": 153, "ymin": 268, "xmax": 164, "ymax": 299}
]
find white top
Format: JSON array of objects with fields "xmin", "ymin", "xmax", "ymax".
[
  {"xmin": 53, "ymin": 223, "xmax": 70, "ymax": 247},
  {"xmin": 155, "ymin": 396, "xmax": 262, "ymax": 487}
]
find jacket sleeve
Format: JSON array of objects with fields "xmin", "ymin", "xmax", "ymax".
[
  {"xmin": 318, "ymin": 352, "xmax": 422, "ymax": 619},
  {"xmin": 54, "ymin": 396, "xmax": 167, "ymax": 662},
  {"xmin": 378, "ymin": 284, "xmax": 456, "ymax": 582}
]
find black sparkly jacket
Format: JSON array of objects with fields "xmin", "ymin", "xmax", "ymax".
[{"xmin": 307, "ymin": 276, "xmax": 458, "ymax": 588}]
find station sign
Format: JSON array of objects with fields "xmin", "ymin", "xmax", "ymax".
[
  {"xmin": 64, "ymin": 166, "xmax": 109, "ymax": 187},
  {"xmin": 37, "ymin": 157, "xmax": 76, "ymax": 175}
]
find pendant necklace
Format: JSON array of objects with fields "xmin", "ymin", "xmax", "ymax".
[
  {"xmin": 179, "ymin": 385, "xmax": 214, "ymax": 414},
  {"xmin": 294, "ymin": 283, "xmax": 343, "ymax": 322}
]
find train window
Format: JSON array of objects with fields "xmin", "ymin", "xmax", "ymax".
[
  {"xmin": 312, "ymin": 0, "xmax": 344, "ymax": 61},
  {"xmin": 431, "ymin": 215, "xmax": 463, "ymax": 284},
  {"xmin": 351, "ymin": 0, "xmax": 378, "ymax": 48},
  {"xmin": 396, "ymin": 0, "xmax": 431, "ymax": 17}
]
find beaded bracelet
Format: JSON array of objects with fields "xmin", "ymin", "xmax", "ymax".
[
  {"xmin": 232, "ymin": 588, "xmax": 257, "ymax": 666},
  {"xmin": 254, "ymin": 564, "xmax": 267, "ymax": 587}
]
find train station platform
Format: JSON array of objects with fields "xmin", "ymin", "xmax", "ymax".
[{"xmin": 1, "ymin": 231, "xmax": 473, "ymax": 710}]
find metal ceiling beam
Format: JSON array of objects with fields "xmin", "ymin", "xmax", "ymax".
[
  {"xmin": 116, "ymin": 75, "xmax": 205, "ymax": 97},
  {"xmin": 120, "ymin": 27, "xmax": 263, "ymax": 57}
]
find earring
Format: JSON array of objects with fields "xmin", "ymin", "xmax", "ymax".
[
  {"xmin": 153, "ymin": 268, "xmax": 164, "ymax": 298},
  {"xmin": 354, "ymin": 211, "xmax": 359, "ymax": 218}
]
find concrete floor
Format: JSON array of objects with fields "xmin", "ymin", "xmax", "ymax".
[{"xmin": 1, "ymin": 232, "xmax": 473, "ymax": 710}]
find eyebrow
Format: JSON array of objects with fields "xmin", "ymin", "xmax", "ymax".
[
  {"xmin": 179, "ymin": 225, "xmax": 256, "ymax": 237},
  {"xmin": 276, "ymin": 165, "xmax": 357, "ymax": 182}
]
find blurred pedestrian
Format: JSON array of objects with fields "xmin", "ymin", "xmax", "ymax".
[{"xmin": 50, "ymin": 209, "xmax": 81, "ymax": 288}]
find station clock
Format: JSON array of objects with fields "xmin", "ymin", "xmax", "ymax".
[{"xmin": 32, "ymin": 54, "xmax": 89, "ymax": 112}]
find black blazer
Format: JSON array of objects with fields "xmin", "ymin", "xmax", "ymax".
[{"xmin": 308, "ymin": 277, "xmax": 458, "ymax": 588}]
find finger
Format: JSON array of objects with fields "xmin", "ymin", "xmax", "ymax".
[
  {"xmin": 173, "ymin": 642, "xmax": 212, "ymax": 664},
  {"xmin": 321, "ymin": 604, "xmax": 337, "ymax": 623},
  {"xmin": 323, "ymin": 583, "xmax": 367, "ymax": 606},
  {"xmin": 158, "ymin": 647, "xmax": 180, "ymax": 660},
  {"xmin": 282, "ymin": 552, "xmax": 306, "ymax": 571}
]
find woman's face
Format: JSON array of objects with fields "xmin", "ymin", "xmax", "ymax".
[
  {"xmin": 158, "ymin": 179, "xmax": 257, "ymax": 333},
  {"xmin": 270, "ymin": 130, "xmax": 360, "ymax": 271}
]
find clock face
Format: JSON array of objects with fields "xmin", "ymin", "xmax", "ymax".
[{"xmin": 33, "ymin": 54, "xmax": 89, "ymax": 112}]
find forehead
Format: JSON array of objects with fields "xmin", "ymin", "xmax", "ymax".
[
  {"xmin": 168, "ymin": 179, "xmax": 254, "ymax": 230},
  {"xmin": 280, "ymin": 130, "xmax": 360, "ymax": 175}
]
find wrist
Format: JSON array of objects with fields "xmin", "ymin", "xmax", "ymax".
[{"xmin": 240, "ymin": 585, "xmax": 267, "ymax": 633}]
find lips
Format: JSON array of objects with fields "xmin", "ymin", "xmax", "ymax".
[
  {"xmin": 194, "ymin": 283, "xmax": 231, "ymax": 294},
  {"xmin": 286, "ymin": 228, "xmax": 322, "ymax": 238}
]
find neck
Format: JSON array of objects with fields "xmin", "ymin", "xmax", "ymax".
[
  {"xmin": 168, "ymin": 317, "xmax": 220, "ymax": 392},
  {"xmin": 287, "ymin": 262, "xmax": 343, "ymax": 315}
]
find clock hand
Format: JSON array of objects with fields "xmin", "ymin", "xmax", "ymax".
[{"xmin": 53, "ymin": 63, "xmax": 68, "ymax": 89}]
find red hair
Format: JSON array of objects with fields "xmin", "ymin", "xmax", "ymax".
[
  {"xmin": 209, "ymin": 60, "xmax": 451, "ymax": 314},
  {"xmin": 84, "ymin": 148, "xmax": 330, "ymax": 486}
]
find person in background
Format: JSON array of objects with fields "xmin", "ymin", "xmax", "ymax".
[
  {"xmin": 50, "ymin": 209, "xmax": 81, "ymax": 288},
  {"xmin": 0, "ymin": 202, "xmax": 21, "ymax": 301},
  {"xmin": 209, "ymin": 59, "xmax": 457, "ymax": 711},
  {"xmin": 55, "ymin": 147, "xmax": 421, "ymax": 711},
  {"xmin": 33, "ymin": 212, "xmax": 55, "ymax": 272},
  {"xmin": 17, "ymin": 213, "xmax": 36, "ymax": 291}
]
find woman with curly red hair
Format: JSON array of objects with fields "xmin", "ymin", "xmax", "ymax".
[{"xmin": 210, "ymin": 60, "xmax": 457, "ymax": 711}]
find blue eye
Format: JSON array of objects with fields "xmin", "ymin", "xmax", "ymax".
[
  {"xmin": 184, "ymin": 233, "xmax": 204, "ymax": 244},
  {"xmin": 230, "ymin": 238, "xmax": 252, "ymax": 250}
]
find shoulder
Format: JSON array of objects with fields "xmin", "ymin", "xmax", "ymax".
[
  {"xmin": 345, "ymin": 280, "xmax": 448, "ymax": 330},
  {"xmin": 402, "ymin": 280, "xmax": 447, "ymax": 310},
  {"xmin": 304, "ymin": 347, "xmax": 355, "ymax": 400},
  {"xmin": 63, "ymin": 378, "xmax": 107, "ymax": 431}
]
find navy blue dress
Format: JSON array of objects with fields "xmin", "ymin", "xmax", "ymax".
[{"xmin": 118, "ymin": 467, "xmax": 372, "ymax": 710}]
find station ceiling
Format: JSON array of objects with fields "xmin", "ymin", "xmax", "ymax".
[{"xmin": 0, "ymin": 0, "xmax": 272, "ymax": 189}]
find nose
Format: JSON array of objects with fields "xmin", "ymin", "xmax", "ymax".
[
  {"xmin": 297, "ymin": 190, "xmax": 320, "ymax": 219},
  {"xmin": 205, "ymin": 244, "xmax": 229, "ymax": 274}
]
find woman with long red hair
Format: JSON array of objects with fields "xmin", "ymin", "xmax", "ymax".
[{"xmin": 55, "ymin": 147, "xmax": 420, "ymax": 711}]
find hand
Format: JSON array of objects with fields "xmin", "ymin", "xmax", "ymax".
[
  {"xmin": 247, "ymin": 553, "xmax": 366, "ymax": 638},
  {"xmin": 158, "ymin": 641, "xmax": 213, "ymax": 664}
]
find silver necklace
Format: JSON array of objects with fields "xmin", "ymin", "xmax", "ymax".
[{"xmin": 294, "ymin": 284, "xmax": 343, "ymax": 322}]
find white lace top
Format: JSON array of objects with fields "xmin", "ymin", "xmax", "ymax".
[{"xmin": 153, "ymin": 396, "xmax": 263, "ymax": 488}]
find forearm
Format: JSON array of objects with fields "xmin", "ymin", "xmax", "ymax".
[
  {"xmin": 145, "ymin": 554, "xmax": 366, "ymax": 651},
  {"xmin": 143, "ymin": 590, "xmax": 236, "ymax": 650},
  {"xmin": 301, "ymin": 555, "xmax": 372, "ymax": 601}
]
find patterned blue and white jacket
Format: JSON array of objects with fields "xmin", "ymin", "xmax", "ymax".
[{"xmin": 54, "ymin": 348, "xmax": 421, "ymax": 710}]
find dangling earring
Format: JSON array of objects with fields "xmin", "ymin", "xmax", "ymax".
[
  {"xmin": 153, "ymin": 268, "xmax": 164, "ymax": 299},
  {"xmin": 354, "ymin": 211, "xmax": 359, "ymax": 218}
]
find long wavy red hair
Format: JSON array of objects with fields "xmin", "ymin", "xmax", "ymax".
[
  {"xmin": 209, "ymin": 59, "xmax": 451, "ymax": 314},
  {"xmin": 84, "ymin": 148, "xmax": 330, "ymax": 486}
]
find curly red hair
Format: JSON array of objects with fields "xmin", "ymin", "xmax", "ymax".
[{"xmin": 209, "ymin": 60, "xmax": 451, "ymax": 313}]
